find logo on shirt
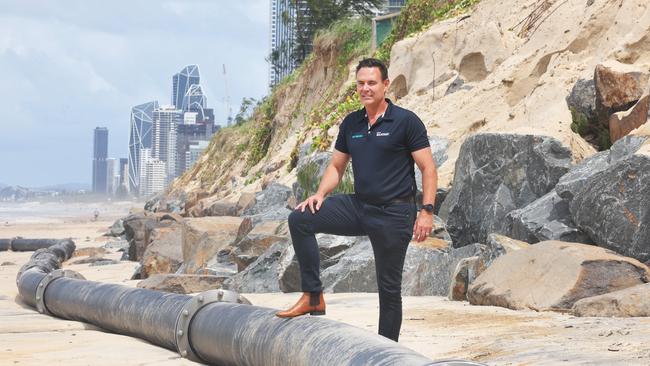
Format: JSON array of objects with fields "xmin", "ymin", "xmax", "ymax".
[
  {"xmin": 376, "ymin": 132, "xmax": 390, "ymax": 137},
  {"xmin": 351, "ymin": 134, "xmax": 364, "ymax": 139}
]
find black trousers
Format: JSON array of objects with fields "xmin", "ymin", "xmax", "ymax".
[{"xmin": 288, "ymin": 194, "xmax": 416, "ymax": 341}]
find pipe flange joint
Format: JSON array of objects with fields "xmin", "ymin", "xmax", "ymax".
[
  {"xmin": 35, "ymin": 269, "xmax": 85, "ymax": 316},
  {"xmin": 175, "ymin": 289, "xmax": 251, "ymax": 362}
]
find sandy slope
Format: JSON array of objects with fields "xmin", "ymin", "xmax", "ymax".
[{"xmin": 1, "ymin": 219, "xmax": 650, "ymax": 365}]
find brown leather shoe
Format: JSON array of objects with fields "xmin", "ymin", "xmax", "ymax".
[{"xmin": 276, "ymin": 292, "xmax": 326, "ymax": 318}]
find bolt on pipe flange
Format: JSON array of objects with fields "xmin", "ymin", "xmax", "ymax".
[
  {"xmin": 175, "ymin": 289, "xmax": 251, "ymax": 362},
  {"xmin": 35, "ymin": 269, "xmax": 86, "ymax": 316}
]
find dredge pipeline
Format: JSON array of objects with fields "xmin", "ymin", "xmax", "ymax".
[
  {"xmin": 15, "ymin": 240, "xmax": 484, "ymax": 366},
  {"xmin": 0, "ymin": 238, "xmax": 60, "ymax": 252}
]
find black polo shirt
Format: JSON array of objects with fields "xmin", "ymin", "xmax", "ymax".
[{"xmin": 334, "ymin": 99, "xmax": 430, "ymax": 204}]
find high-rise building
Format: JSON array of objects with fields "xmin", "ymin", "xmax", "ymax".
[
  {"xmin": 172, "ymin": 65, "xmax": 200, "ymax": 110},
  {"xmin": 269, "ymin": 0, "xmax": 297, "ymax": 87},
  {"xmin": 182, "ymin": 84, "xmax": 207, "ymax": 112},
  {"xmin": 92, "ymin": 127, "xmax": 108, "ymax": 194},
  {"xmin": 175, "ymin": 122, "xmax": 213, "ymax": 177},
  {"xmin": 106, "ymin": 158, "xmax": 119, "ymax": 195},
  {"xmin": 140, "ymin": 158, "xmax": 167, "ymax": 198},
  {"xmin": 128, "ymin": 101, "xmax": 158, "ymax": 195},
  {"xmin": 152, "ymin": 105, "xmax": 182, "ymax": 183},
  {"xmin": 187, "ymin": 140, "xmax": 211, "ymax": 169},
  {"xmin": 119, "ymin": 158, "xmax": 129, "ymax": 193}
]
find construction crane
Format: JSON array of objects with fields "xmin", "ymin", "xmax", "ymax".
[{"xmin": 222, "ymin": 64, "xmax": 233, "ymax": 126}]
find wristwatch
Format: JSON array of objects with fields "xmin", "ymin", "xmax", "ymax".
[{"xmin": 420, "ymin": 204, "xmax": 434, "ymax": 213}]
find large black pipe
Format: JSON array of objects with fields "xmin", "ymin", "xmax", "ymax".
[
  {"xmin": 17, "ymin": 240, "xmax": 483, "ymax": 366},
  {"xmin": 1, "ymin": 238, "xmax": 61, "ymax": 252}
]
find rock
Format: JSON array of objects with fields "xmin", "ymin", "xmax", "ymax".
[
  {"xmin": 507, "ymin": 191, "xmax": 591, "ymax": 244},
  {"xmin": 467, "ymin": 241, "xmax": 650, "ymax": 311},
  {"xmin": 73, "ymin": 247, "xmax": 108, "ymax": 257},
  {"xmin": 244, "ymin": 183, "xmax": 292, "ymax": 215},
  {"xmin": 187, "ymin": 196, "xmax": 238, "ymax": 217},
  {"xmin": 143, "ymin": 193, "xmax": 161, "ymax": 212},
  {"xmin": 555, "ymin": 135, "xmax": 648, "ymax": 201},
  {"xmin": 572, "ymin": 283, "xmax": 650, "ymax": 317},
  {"xmin": 89, "ymin": 259, "xmax": 119, "ymax": 266},
  {"xmin": 566, "ymin": 78, "xmax": 597, "ymax": 123},
  {"xmin": 415, "ymin": 136, "xmax": 450, "ymax": 192},
  {"xmin": 107, "ymin": 218, "xmax": 125, "ymax": 237},
  {"xmin": 439, "ymin": 134, "xmax": 572, "ymax": 247},
  {"xmin": 223, "ymin": 240, "xmax": 290, "ymax": 293},
  {"xmin": 402, "ymin": 243, "xmax": 485, "ymax": 296},
  {"xmin": 609, "ymin": 94, "xmax": 649, "ymax": 143},
  {"xmin": 570, "ymin": 154, "xmax": 650, "ymax": 262},
  {"xmin": 181, "ymin": 216, "xmax": 245, "ymax": 274},
  {"xmin": 122, "ymin": 213, "xmax": 159, "ymax": 262},
  {"xmin": 141, "ymin": 225, "xmax": 183, "ymax": 278},
  {"xmin": 103, "ymin": 239, "xmax": 129, "ymax": 250},
  {"xmin": 322, "ymin": 238, "xmax": 377, "ymax": 293},
  {"xmin": 319, "ymin": 216, "xmax": 453, "ymax": 294},
  {"xmin": 263, "ymin": 159, "xmax": 286, "ymax": 174},
  {"xmin": 445, "ymin": 75, "xmax": 473, "ymax": 95},
  {"xmin": 448, "ymin": 256, "xmax": 482, "ymax": 301},
  {"xmin": 236, "ymin": 192, "xmax": 257, "ymax": 215},
  {"xmin": 244, "ymin": 183, "xmax": 293, "ymax": 224},
  {"xmin": 278, "ymin": 234, "xmax": 358, "ymax": 293},
  {"xmin": 449, "ymin": 234, "xmax": 529, "ymax": 301},
  {"xmin": 137, "ymin": 274, "xmax": 227, "ymax": 294},
  {"xmin": 483, "ymin": 233, "xmax": 530, "ymax": 261},
  {"xmin": 595, "ymin": 61, "xmax": 649, "ymax": 126},
  {"xmin": 231, "ymin": 220, "xmax": 288, "ymax": 271},
  {"xmin": 70, "ymin": 256, "xmax": 111, "ymax": 265},
  {"xmin": 130, "ymin": 264, "xmax": 142, "ymax": 280},
  {"xmin": 156, "ymin": 191, "xmax": 187, "ymax": 214},
  {"xmin": 292, "ymin": 152, "xmax": 333, "ymax": 202},
  {"xmin": 1, "ymin": 261, "xmax": 16, "ymax": 266}
]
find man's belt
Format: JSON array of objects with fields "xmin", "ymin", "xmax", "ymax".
[{"xmin": 360, "ymin": 195, "xmax": 415, "ymax": 206}]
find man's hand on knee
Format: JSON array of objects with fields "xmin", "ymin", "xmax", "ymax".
[{"xmin": 296, "ymin": 194, "xmax": 325, "ymax": 214}]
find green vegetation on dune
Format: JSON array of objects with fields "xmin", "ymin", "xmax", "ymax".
[{"xmin": 376, "ymin": 0, "xmax": 481, "ymax": 63}]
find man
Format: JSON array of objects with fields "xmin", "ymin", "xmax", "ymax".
[{"xmin": 276, "ymin": 58, "xmax": 437, "ymax": 342}]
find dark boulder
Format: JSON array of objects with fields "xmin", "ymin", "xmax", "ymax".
[
  {"xmin": 222, "ymin": 240, "xmax": 290, "ymax": 293},
  {"xmin": 555, "ymin": 135, "xmax": 647, "ymax": 201},
  {"xmin": 402, "ymin": 243, "xmax": 485, "ymax": 296},
  {"xmin": 507, "ymin": 191, "xmax": 591, "ymax": 244},
  {"xmin": 570, "ymin": 153, "xmax": 650, "ymax": 262},
  {"xmin": 278, "ymin": 234, "xmax": 358, "ymax": 293},
  {"xmin": 321, "ymin": 238, "xmax": 377, "ymax": 293},
  {"xmin": 439, "ymin": 133, "xmax": 572, "ymax": 247},
  {"xmin": 244, "ymin": 183, "xmax": 292, "ymax": 224}
]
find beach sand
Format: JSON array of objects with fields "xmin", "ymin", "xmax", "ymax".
[{"xmin": 2, "ymin": 206, "xmax": 650, "ymax": 365}]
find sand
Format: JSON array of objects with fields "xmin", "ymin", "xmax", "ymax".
[{"xmin": 2, "ymin": 209, "xmax": 650, "ymax": 365}]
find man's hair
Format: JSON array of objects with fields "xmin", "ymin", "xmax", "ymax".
[{"xmin": 356, "ymin": 58, "xmax": 388, "ymax": 81}]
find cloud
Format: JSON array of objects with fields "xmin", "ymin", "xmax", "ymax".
[{"xmin": 0, "ymin": 0, "xmax": 270, "ymax": 186}]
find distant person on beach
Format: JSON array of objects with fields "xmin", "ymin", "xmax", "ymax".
[
  {"xmin": 277, "ymin": 58, "xmax": 438, "ymax": 342},
  {"xmin": 93, "ymin": 210, "xmax": 99, "ymax": 221}
]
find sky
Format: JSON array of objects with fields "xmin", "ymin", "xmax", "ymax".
[{"xmin": 0, "ymin": 0, "xmax": 270, "ymax": 187}]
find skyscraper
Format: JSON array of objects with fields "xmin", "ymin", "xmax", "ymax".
[
  {"xmin": 172, "ymin": 65, "xmax": 200, "ymax": 110},
  {"xmin": 152, "ymin": 105, "xmax": 182, "ymax": 183},
  {"xmin": 128, "ymin": 101, "xmax": 158, "ymax": 195},
  {"xmin": 182, "ymin": 84, "xmax": 208, "ymax": 118},
  {"xmin": 92, "ymin": 127, "xmax": 109, "ymax": 194},
  {"xmin": 269, "ymin": 0, "xmax": 297, "ymax": 87},
  {"xmin": 119, "ymin": 158, "xmax": 129, "ymax": 194},
  {"xmin": 106, "ymin": 158, "xmax": 118, "ymax": 195}
]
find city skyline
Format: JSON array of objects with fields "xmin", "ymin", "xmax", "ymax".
[{"xmin": 0, "ymin": 0, "xmax": 269, "ymax": 187}]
